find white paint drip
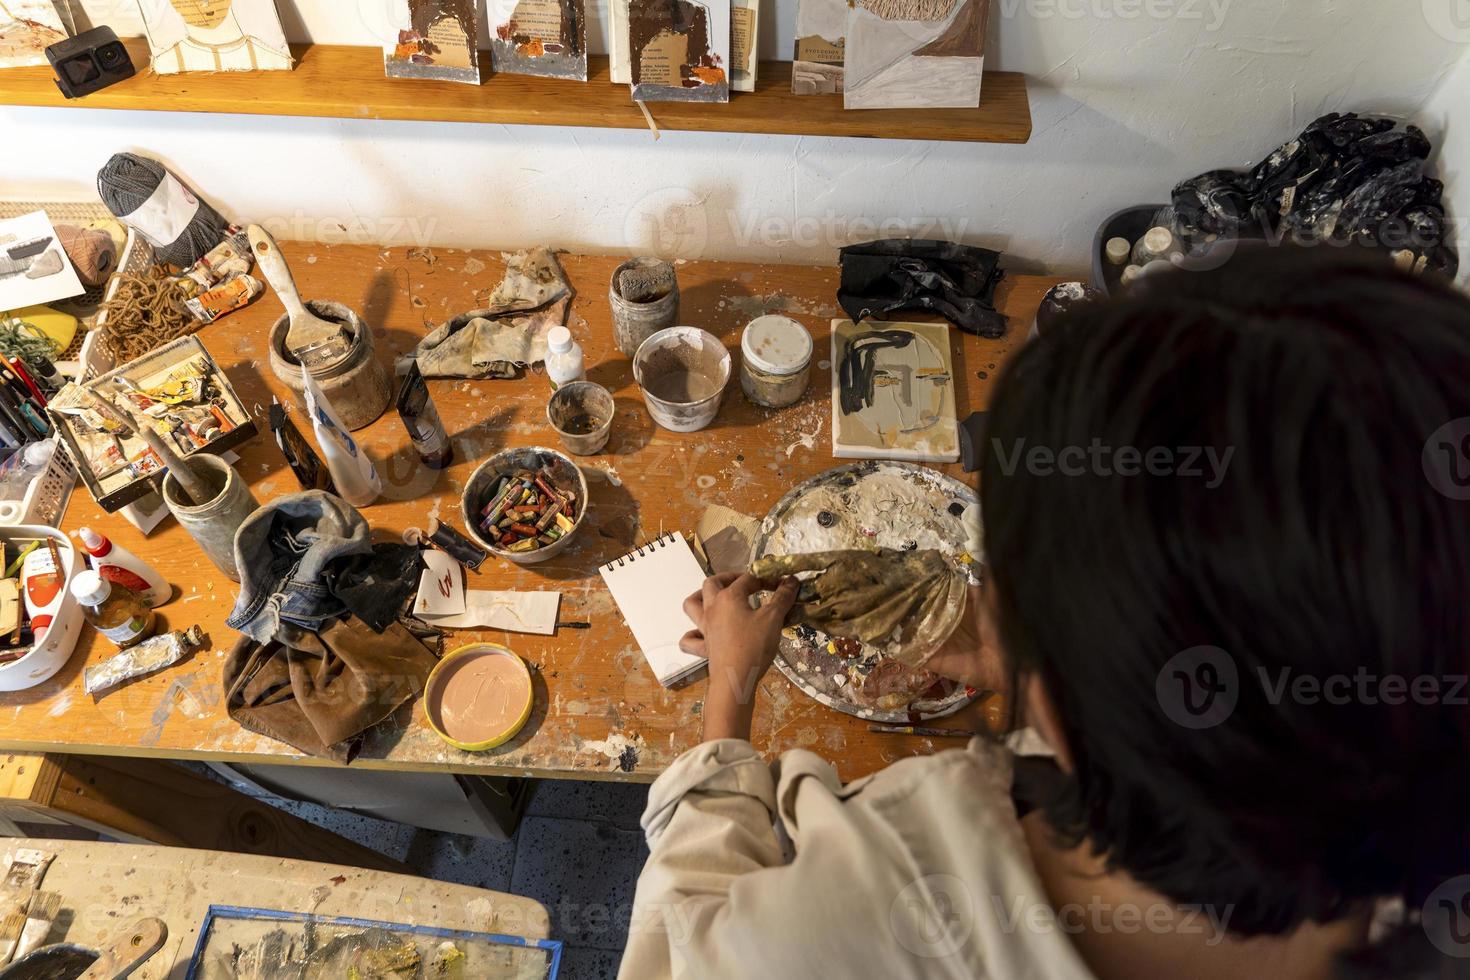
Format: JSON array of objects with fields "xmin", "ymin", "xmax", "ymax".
[{"xmin": 785, "ymin": 420, "xmax": 824, "ymax": 456}]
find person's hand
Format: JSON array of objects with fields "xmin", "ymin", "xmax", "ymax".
[
  {"xmin": 924, "ymin": 583, "xmax": 1007, "ymax": 694},
  {"xmin": 680, "ymin": 572, "xmax": 799, "ymax": 742}
]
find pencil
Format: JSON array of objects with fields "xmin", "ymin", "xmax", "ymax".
[{"xmin": 867, "ymin": 725, "xmax": 977, "ymax": 739}]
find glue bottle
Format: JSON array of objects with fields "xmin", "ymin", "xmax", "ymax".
[
  {"xmin": 302, "ymin": 364, "xmax": 381, "ymax": 508},
  {"xmin": 75, "ymin": 527, "xmax": 172, "ymax": 608},
  {"xmin": 545, "ymin": 327, "xmax": 586, "ymax": 390}
]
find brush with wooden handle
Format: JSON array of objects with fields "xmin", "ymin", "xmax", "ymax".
[{"xmin": 247, "ymin": 224, "xmax": 351, "ymax": 370}]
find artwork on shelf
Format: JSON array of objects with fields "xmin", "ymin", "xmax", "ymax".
[
  {"xmin": 608, "ymin": 0, "xmax": 631, "ymax": 83},
  {"xmin": 830, "ymin": 318, "xmax": 959, "ymax": 464},
  {"xmin": 487, "ymin": 0, "xmax": 587, "ymax": 80},
  {"xmin": 730, "ymin": 0, "xmax": 757, "ymax": 92},
  {"xmin": 383, "ymin": 0, "xmax": 480, "ymax": 84},
  {"xmin": 792, "ymin": 0, "xmax": 845, "ymax": 94},
  {"xmin": 628, "ymin": 0, "xmax": 728, "ymax": 103},
  {"xmin": 135, "ymin": 0, "xmax": 292, "ymax": 74},
  {"xmin": 0, "ymin": 210, "xmax": 85, "ymax": 313},
  {"xmin": 844, "ymin": 0, "xmax": 987, "ymax": 110},
  {"xmin": 0, "ymin": 0, "xmax": 68, "ymax": 68}
]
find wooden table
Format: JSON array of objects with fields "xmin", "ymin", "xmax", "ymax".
[
  {"xmin": 0, "ymin": 244, "xmax": 1057, "ymax": 783},
  {"xmin": 3, "ymin": 838, "xmax": 550, "ymax": 978}
]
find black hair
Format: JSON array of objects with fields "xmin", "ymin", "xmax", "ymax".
[{"xmin": 980, "ymin": 245, "xmax": 1470, "ymax": 976}]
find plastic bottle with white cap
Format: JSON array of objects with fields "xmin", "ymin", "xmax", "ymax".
[
  {"xmin": 545, "ymin": 327, "xmax": 586, "ymax": 390},
  {"xmin": 75, "ymin": 527, "xmax": 172, "ymax": 608}
]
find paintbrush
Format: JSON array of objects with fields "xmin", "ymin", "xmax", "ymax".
[
  {"xmin": 94, "ymin": 393, "xmax": 212, "ymax": 505},
  {"xmin": 12, "ymin": 891, "xmax": 58, "ymax": 960},
  {"xmin": 868, "ymin": 724, "xmax": 978, "ymax": 739},
  {"xmin": 0, "ymin": 908, "xmax": 24, "ymax": 965}
]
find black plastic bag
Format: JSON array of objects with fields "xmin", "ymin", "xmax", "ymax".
[
  {"xmin": 1171, "ymin": 113, "xmax": 1457, "ymax": 278},
  {"xmin": 837, "ymin": 239, "xmax": 1008, "ymax": 338}
]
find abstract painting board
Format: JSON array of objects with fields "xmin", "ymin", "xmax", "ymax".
[
  {"xmin": 488, "ymin": 0, "xmax": 587, "ymax": 80},
  {"xmin": 730, "ymin": 0, "xmax": 757, "ymax": 92},
  {"xmin": 0, "ymin": 210, "xmax": 85, "ymax": 314},
  {"xmin": 844, "ymin": 0, "xmax": 986, "ymax": 110},
  {"xmin": 792, "ymin": 0, "xmax": 845, "ymax": 94},
  {"xmin": 628, "ymin": 0, "xmax": 729, "ymax": 103},
  {"xmin": 136, "ymin": 0, "xmax": 292, "ymax": 74},
  {"xmin": 383, "ymin": 0, "xmax": 480, "ymax": 84},
  {"xmin": 0, "ymin": 0, "xmax": 68, "ymax": 68},
  {"xmin": 831, "ymin": 319, "xmax": 959, "ymax": 464},
  {"xmin": 609, "ymin": 0, "xmax": 631, "ymax": 82}
]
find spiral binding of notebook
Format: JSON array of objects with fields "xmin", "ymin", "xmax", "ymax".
[
  {"xmin": 598, "ymin": 531, "xmax": 709, "ymax": 687},
  {"xmin": 600, "ymin": 532, "xmax": 679, "ymax": 572}
]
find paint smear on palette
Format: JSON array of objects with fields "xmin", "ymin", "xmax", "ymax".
[
  {"xmin": 830, "ymin": 319, "xmax": 959, "ymax": 464},
  {"xmin": 752, "ymin": 461, "xmax": 980, "ymax": 723},
  {"xmin": 628, "ymin": 0, "xmax": 730, "ymax": 103},
  {"xmin": 487, "ymin": 0, "xmax": 588, "ymax": 79},
  {"xmin": 384, "ymin": 0, "xmax": 482, "ymax": 84}
]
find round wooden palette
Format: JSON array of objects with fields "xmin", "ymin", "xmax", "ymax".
[{"xmin": 753, "ymin": 461, "xmax": 981, "ymax": 723}]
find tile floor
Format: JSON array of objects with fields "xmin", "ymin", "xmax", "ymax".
[{"xmin": 237, "ymin": 774, "xmax": 650, "ymax": 980}]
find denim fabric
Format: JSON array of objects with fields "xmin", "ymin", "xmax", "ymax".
[{"xmin": 227, "ymin": 491, "xmax": 373, "ymax": 644}]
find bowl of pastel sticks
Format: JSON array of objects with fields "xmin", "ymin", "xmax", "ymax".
[{"xmin": 463, "ymin": 447, "xmax": 590, "ymax": 565}]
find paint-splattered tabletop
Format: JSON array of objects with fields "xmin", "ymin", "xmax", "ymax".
[{"xmin": 0, "ymin": 244, "xmax": 1060, "ymax": 783}]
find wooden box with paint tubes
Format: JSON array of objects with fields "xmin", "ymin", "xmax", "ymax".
[{"xmin": 48, "ymin": 335, "xmax": 257, "ymax": 513}]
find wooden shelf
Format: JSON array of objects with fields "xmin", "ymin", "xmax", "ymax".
[{"xmin": 1, "ymin": 39, "xmax": 1031, "ymax": 144}]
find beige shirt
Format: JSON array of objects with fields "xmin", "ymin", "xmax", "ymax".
[{"xmin": 619, "ymin": 735, "xmax": 1098, "ymax": 979}]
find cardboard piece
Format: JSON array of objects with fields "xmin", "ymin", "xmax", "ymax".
[
  {"xmin": 844, "ymin": 0, "xmax": 987, "ymax": 110},
  {"xmin": 487, "ymin": 0, "xmax": 588, "ymax": 80},
  {"xmin": 0, "ymin": 0, "xmax": 68, "ymax": 68},
  {"xmin": 0, "ymin": 210, "xmax": 84, "ymax": 313},
  {"xmin": 135, "ymin": 0, "xmax": 292, "ymax": 74},
  {"xmin": 628, "ymin": 0, "xmax": 729, "ymax": 103},
  {"xmin": 383, "ymin": 0, "xmax": 481, "ymax": 84},
  {"xmin": 792, "ymin": 0, "xmax": 845, "ymax": 94},
  {"xmin": 830, "ymin": 318, "xmax": 959, "ymax": 463}
]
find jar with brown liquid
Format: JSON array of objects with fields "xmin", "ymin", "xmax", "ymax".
[{"xmin": 69, "ymin": 570, "xmax": 156, "ymax": 649}]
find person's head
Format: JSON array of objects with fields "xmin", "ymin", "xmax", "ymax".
[
  {"xmin": 168, "ymin": 0, "xmax": 232, "ymax": 30},
  {"xmin": 980, "ymin": 245, "xmax": 1470, "ymax": 975}
]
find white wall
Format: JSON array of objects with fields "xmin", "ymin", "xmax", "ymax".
[
  {"xmin": 3, "ymin": 0, "xmax": 1468, "ymax": 273},
  {"xmin": 1419, "ymin": 39, "xmax": 1470, "ymax": 288}
]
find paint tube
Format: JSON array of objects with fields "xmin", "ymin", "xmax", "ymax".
[
  {"xmin": 269, "ymin": 399, "xmax": 335, "ymax": 494},
  {"xmin": 427, "ymin": 518, "xmax": 486, "ymax": 571},
  {"xmin": 302, "ymin": 363, "xmax": 381, "ymax": 508},
  {"xmin": 83, "ymin": 624, "xmax": 205, "ymax": 697},
  {"xmin": 395, "ymin": 361, "xmax": 453, "ymax": 470},
  {"xmin": 185, "ymin": 273, "xmax": 263, "ymax": 324}
]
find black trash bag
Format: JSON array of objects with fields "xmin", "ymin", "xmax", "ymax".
[
  {"xmin": 1171, "ymin": 112, "xmax": 1457, "ymax": 278},
  {"xmin": 837, "ymin": 239, "xmax": 1008, "ymax": 338},
  {"xmin": 323, "ymin": 543, "xmax": 426, "ymax": 634}
]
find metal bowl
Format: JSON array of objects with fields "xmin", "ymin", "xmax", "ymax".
[{"xmin": 461, "ymin": 447, "xmax": 590, "ymax": 565}]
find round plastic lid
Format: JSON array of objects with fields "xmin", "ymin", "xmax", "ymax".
[
  {"xmin": 741, "ymin": 315, "xmax": 812, "ymax": 376},
  {"xmin": 547, "ymin": 326, "xmax": 573, "ymax": 353},
  {"xmin": 1142, "ymin": 226, "xmax": 1174, "ymax": 253},
  {"xmin": 1104, "ymin": 237, "xmax": 1131, "ymax": 264},
  {"xmin": 70, "ymin": 569, "xmax": 109, "ymax": 606}
]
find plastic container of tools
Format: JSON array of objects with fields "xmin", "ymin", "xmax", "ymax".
[
  {"xmin": 0, "ymin": 526, "xmax": 83, "ymax": 691},
  {"xmin": 0, "ymin": 441, "xmax": 76, "ymax": 529}
]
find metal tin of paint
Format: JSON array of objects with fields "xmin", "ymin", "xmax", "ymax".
[
  {"xmin": 740, "ymin": 315, "xmax": 812, "ymax": 409},
  {"xmin": 423, "ymin": 643, "xmax": 534, "ymax": 752}
]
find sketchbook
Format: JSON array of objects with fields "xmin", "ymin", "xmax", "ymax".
[{"xmin": 599, "ymin": 532, "xmax": 708, "ymax": 687}]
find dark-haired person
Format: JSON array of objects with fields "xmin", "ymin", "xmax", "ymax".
[{"xmin": 616, "ymin": 246, "xmax": 1470, "ymax": 980}]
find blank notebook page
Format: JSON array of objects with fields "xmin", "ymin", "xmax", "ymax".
[{"xmin": 599, "ymin": 532, "xmax": 708, "ymax": 687}]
